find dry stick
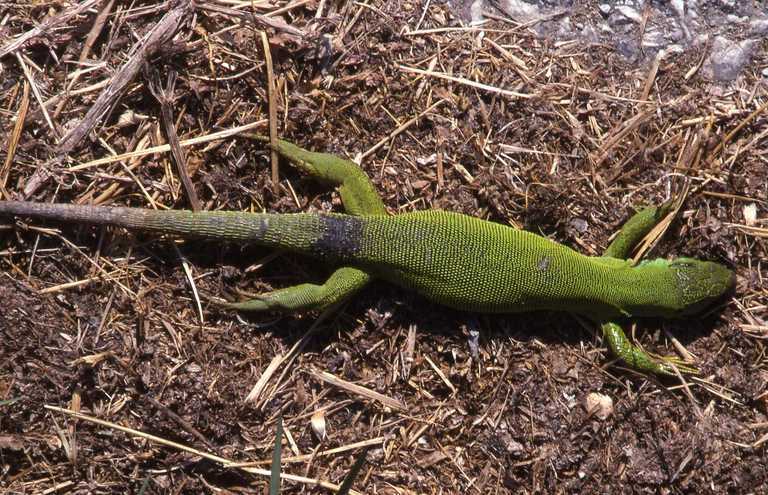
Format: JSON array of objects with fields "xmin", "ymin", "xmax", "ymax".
[
  {"xmin": 1, "ymin": 82, "xmax": 29, "ymax": 198},
  {"xmin": 37, "ymin": 269, "xmax": 122, "ymax": 294},
  {"xmin": 82, "ymin": 131, "xmax": 153, "ymax": 206},
  {"xmin": 145, "ymin": 395, "xmax": 218, "ymax": 452},
  {"xmin": 424, "ymin": 355, "xmax": 457, "ymax": 395},
  {"xmin": 81, "ymin": 0, "xmax": 115, "ymax": 69},
  {"xmin": 592, "ymin": 108, "xmax": 654, "ymax": 168},
  {"xmin": 245, "ymin": 355, "xmax": 283, "ymax": 403},
  {"xmin": 265, "ymin": 0, "xmax": 314, "ymax": 16},
  {"xmin": 20, "ymin": 225, "xmax": 135, "ymax": 296},
  {"xmin": 547, "ymin": 82, "xmax": 652, "ymax": 103},
  {"xmin": 67, "ymin": 120, "xmax": 267, "ymax": 172},
  {"xmin": 312, "ymin": 370, "xmax": 407, "ymax": 411},
  {"xmin": 149, "ymin": 71, "xmax": 201, "ymax": 211},
  {"xmin": 398, "ymin": 65, "xmax": 532, "ymax": 99},
  {"xmin": 730, "ymin": 224, "xmax": 768, "ymax": 239},
  {"xmin": 139, "ymin": 74, "xmax": 205, "ymax": 323},
  {"xmin": 56, "ymin": 0, "xmax": 192, "ymax": 158},
  {"xmin": 710, "ymin": 99, "xmax": 768, "ymax": 163},
  {"xmin": 0, "ymin": 0, "xmax": 104, "ymax": 59},
  {"xmin": 196, "ymin": 2, "xmax": 305, "ymax": 37},
  {"xmin": 43, "ymin": 405, "xmax": 362, "ymax": 495},
  {"xmin": 260, "ymin": 31, "xmax": 280, "ymax": 194},
  {"xmin": 640, "ymin": 50, "xmax": 662, "ymax": 102},
  {"xmin": 15, "ymin": 52, "xmax": 58, "ymax": 138},
  {"xmin": 23, "ymin": 0, "xmax": 192, "ymax": 199},
  {"xmin": 53, "ymin": 0, "xmax": 116, "ymax": 121},
  {"xmin": 631, "ymin": 187, "xmax": 688, "ymax": 264},
  {"xmin": 230, "ymin": 437, "xmax": 385, "ymax": 466},
  {"xmin": 255, "ymin": 303, "xmax": 341, "ymax": 412},
  {"xmin": 401, "ymin": 324, "xmax": 417, "ymax": 380}
]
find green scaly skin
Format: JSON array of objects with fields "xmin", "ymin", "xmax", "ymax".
[{"xmin": 0, "ymin": 138, "xmax": 734, "ymax": 375}]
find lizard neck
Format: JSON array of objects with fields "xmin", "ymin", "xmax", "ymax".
[{"xmin": 589, "ymin": 257, "xmax": 683, "ymax": 319}]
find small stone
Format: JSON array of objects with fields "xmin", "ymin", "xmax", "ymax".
[
  {"xmin": 703, "ymin": 36, "xmax": 758, "ymax": 81},
  {"xmin": 616, "ymin": 5, "xmax": 643, "ymax": 23},
  {"xmin": 185, "ymin": 363, "xmax": 202, "ymax": 373},
  {"xmin": 670, "ymin": 0, "xmax": 685, "ymax": 18},
  {"xmin": 498, "ymin": 432, "xmax": 524, "ymax": 455},
  {"xmin": 311, "ymin": 410, "xmax": 327, "ymax": 440},
  {"xmin": 598, "ymin": 4, "xmax": 612, "ymax": 16},
  {"xmin": 569, "ymin": 218, "xmax": 589, "ymax": 234},
  {"xmin": 504, "ymin": 0, "xmax": 540, "ymax": 21},
  {"xmin": 750, "ymin": 19, "xmax": 768, "ymax": 35},
  {"xmin": 584, "ymin": 392, "xmax": 614, "ymax": 420},
  {"xmin": 763, "ymin": 67, "xmax": 768, "ymax": 78},
  {"xmin": 743, "ymin": 204, "xmax": 757, "ymax": 226}
]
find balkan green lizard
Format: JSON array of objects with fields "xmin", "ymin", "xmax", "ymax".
[{"xmin": 0, "ymin": 138, "xmax": 734, "ymax": 375}]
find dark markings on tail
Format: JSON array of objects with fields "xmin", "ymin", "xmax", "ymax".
[{"xmin": 311, "ymin": 215, "xmax": 363, "ymax": 259}]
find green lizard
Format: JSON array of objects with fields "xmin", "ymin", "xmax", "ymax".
[{"xmin": 0, "ymin": 138, "xmax": 734, "ymax": 375}]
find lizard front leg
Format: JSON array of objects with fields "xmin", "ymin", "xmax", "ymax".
[
  {"xmin": 600, "ymin": 321, "xmax": 696, "ymax": 375},
  {"xmin": 599, "ymin": 203, "xmax": 696, "ymax": 375}
]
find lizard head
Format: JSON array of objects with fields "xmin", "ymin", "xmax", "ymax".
[{"xmin": 667, "ymin": 257, "xmax": 735, "ymax": 316}]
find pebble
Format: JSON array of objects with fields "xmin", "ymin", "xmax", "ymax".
[
  {"xmin": 584, "ymin": 392, "xmax": 613, "ymax": 420},
  {"xmin": 703, "ymin": 36, "xmax": 758, "ymax": 81}
]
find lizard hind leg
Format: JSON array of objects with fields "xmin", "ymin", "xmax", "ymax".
[
  {"xmin": 268, "ymin": 138, "xmax": 387, "ymax": 216},
  {"xmin": 240, "ymin": 137, "xmax": 384, "ymax": 313},
  {"xmin": 603, "ymin": 203, "xmax": 673, "ymax": 259},
  {"xmin": 218, "ymin": 266, "xmax": 370, "ymax": 313}
]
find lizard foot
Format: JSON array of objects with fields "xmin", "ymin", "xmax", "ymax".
[
  {"xmin": 602, "ymin": 321, "xmax": 698, "ymax": 376},
  {"xmin": 643, "ymin": 352, "xmax": 699, "ymax": 376}
]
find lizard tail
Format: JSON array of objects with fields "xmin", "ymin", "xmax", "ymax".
[{"xmin": 0, "ymin": 201, "xmax": 365, "ymax": 259}]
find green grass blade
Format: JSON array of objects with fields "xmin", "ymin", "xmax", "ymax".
[
  {"xmin": 338, "ymin": 447, "xmax": 370, "ymax": 495},
  {"xmin": 269, "ymin": 418, "xmax": 284, "ymax": 495}
]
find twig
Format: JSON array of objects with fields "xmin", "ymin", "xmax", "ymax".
[
  {"xmin": 55, "ymin": 0, "xmax": 192, "ymax": 157},
  {"xmin": 0, "ymin": 0, "xmax": 103, "ymax": 59},
  {"xmin": 231, "ymin": 437, "xmax": 385, "ymax": 466},
  {"xmin": 53, "ymin": 0, "xmax": 116, "ymax": 120},
  {"xmin": 260, "ymin": 31, "xmax": 280, "ymax": 194},
  {"xmin": 710, "ymin": 99, "xmax": 768, "ymax": 163},
  {"xmin": 196, "ymin": 2, "xmax": 305, "ymax": 37},
  {"xmin": 312, "ymin": 370, "xmax": 406, "ymax": 411},
  {"xmin": 148, "ymin": 70, "xmax": 201, "ymax": 211},
  {"xmin": 1, "ymin": 81, "xmax": 30, "ymax": 198},
  {"xmin": 67, "ymin": 120, "xmax": 267, "ymax": 172},
  {"xmin": 398, "ymin": 65, "xmax": 532, "ymax": 99},
  {"xmin": 145, "ymin": 395, "xmax": 217, "ymax": 452},
  {"xmin": 16, "ymin": 53, "xmax": 58, "ymax": 138},
  {"xmin": 361, "ymin": 99, "xmax": 445, "ymax": 160}
]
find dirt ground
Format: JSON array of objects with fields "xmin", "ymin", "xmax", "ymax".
[{"xmin": 1, "ymin": 1, "xmax": 767, "ymax": 493}]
